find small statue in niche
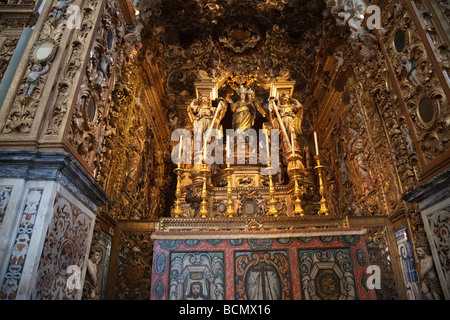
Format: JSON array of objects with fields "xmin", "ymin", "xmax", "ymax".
[
  {"xmin": 123, "ymin": 125, "xmax": 146, "ymax": 193},
  {"xmin": 354, "ymin": 40, "xmax": 376, "ymax": 68},
  {"xmin": 22, "ymin": 63, "xmax": 49, "ymax": 96},
  {"xmin": 402, "ymin": 127, "xmax": 415, "ymax": 155},
  {"xmin": 96, "ymin": 53, "xmax": 113, "ymax": 84},
  {"xmin": 188, "ymin": 94, "xmax": 225, "ymax": 155},
  {"xmin": 229, "ymin": 85, "xmax": 256, "ymax": 132},
  {"xmin": 340, "ymin": 155, "xmax": 349, "ymax": 183},
  {"xmin": 351, "ymin": 203, "xmax": 363, "ymax": 216},
  {"xmin": 333, "ymin": 50, "xmax": 344, "ymax": 69},
  {"xmin": 268, "ymin": 93, "xmax": 303, "ymax": 155},
  {"xmin": 348, "ymin": 128, "xmax": 377, "ymax": 194},
  {"xmin": 255, "ymin": 194, "xmax": 266, "ymax": 215},
  {"xmin": 83, "ymin": 245, "xmax": 102, "ymax": 300},
  {"xmin": 234, "ymin": 194, "xmax": 244, "ymax": 216},
  {"xmin": 167, "ymin": 107, "xmax": 180, "ymax": 130},
  {"xmin": 53, "ymin": 0, "xmax": 74, "ymax": 20},
  {"xmin": 415, "ymin": 235, "xmax": 444, "ymax": 300},
  {"xmin": 188, "ymin": 95, "xmax": 214, "ymax": 136},
  {"xmin": 400, "ymin": 55, "xmax": 421, "ymax": 87}
]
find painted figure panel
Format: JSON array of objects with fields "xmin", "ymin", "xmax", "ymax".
[{"xmin": 169, "ymin": 251, "xmax": 225, "ymax": 300}]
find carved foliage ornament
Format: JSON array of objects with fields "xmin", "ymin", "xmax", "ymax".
[
  {"xmin": 383, "ymin": 2, "xmax": 449, "ymax": 165},
  {"xmin": 113, "ymin": 230, "xmax": 153, "ymax": 300},
  {"xmin": 67, "ymin": 0, "xmax": 125, "ymax": 167},
  {"xmin": 2, "ymin": 0, "xmax": 67, "ymax": 134},
  {"xmin": 0, "ymin": 38, "xmax": 19, "ymax": 84},
  {"xmin": 150, "ymin": 0, "xmax": 327, "ymax": 98}
]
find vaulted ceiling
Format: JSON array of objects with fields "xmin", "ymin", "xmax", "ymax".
[{"xmin": 138, "ymin": 0, "xmax": 341, "ymax": 103}]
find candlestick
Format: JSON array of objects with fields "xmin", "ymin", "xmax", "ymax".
[
  {"xmin": 198, "ymin": 163, "xmax": 210, "ymax": 218},
  {"xmin": 224, "ymin": 163, "xmax": 235, "ymax": 217},
  {"xmin": 265, "ymin": 130, "xmax": 270, "ymax": 161},
  {"xmin": 226, "ymin": 135, "xmax": 230, "ymax": 160},
  {"xmin": 314, "ymin": 131, "xmax": 319, "ymax": 156},
  {"xmin": 266, "ymin": 162, "xmax": 279, "ymax": 217},
  {"xmin": 291, "ymin": 132, "xmax": 295, "ymax": 157},
  {"xmin": 314, "ymin": 155, "xmax": 329, "ymax": 216},
  {"xmin": 178, "ymin": 135, "xmax": 183, "ymax": 159},
  {"xmin": 288, "ymin": 155, "xmax": 304, "ymax": 216},
  {"xmin": 171, "ymin": 163, "xmax": 184, "ymax": 217},
  {"xmin": 203, "ymin": 140, "xmax": 207, "ymax": 163}
]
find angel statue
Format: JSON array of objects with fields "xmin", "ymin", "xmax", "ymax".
[
  {"xmin": 22, "ymin": 63, "xmax": 50, "ymax": 96},
  {"xmin": 229, "ymin": 85, "xmax": 256, "ymax": 132},
  {"xmin": 188, "ymin": 94, "xmax": 226, "ymax": 156},
  {"xmin": 53, "ymin": 0, "xmax": 74, "ymax": 20},
  {"xmin": 400, "ymin": 55, "xmax": 421, "ymax": 87},
  {"xmin": 268, "ymin": 93, "xmax": 303, "ymax": 154},
  {"xmin": 347, "ymin": 128, "xmax": 377, "ymax": 194},
  {"xmin": 96, "ymin": 53, "xmax": 113, "ymax": 84}
]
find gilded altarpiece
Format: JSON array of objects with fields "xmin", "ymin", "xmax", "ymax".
[{"xmin": 0, "ymin": 0, "xmax": 447, "ymax": 301}]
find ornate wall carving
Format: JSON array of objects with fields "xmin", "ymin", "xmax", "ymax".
[
  {"xmin": 33, "ymin": 192, "xmax": 94, "ymax": 300},
  {"xmin": 382, "ymin": 1, "xmax": 449, "ymax": 170},
  {"xmin": 109, "ymin": 228, "xmax": 153, "ymax": 300},
  {"xmin": 0, "ymin": 37, "xmax": 19, "ymax": 84},
  {"xmin": 310, "ymin": 0, "xmax": 449, "ymax": 300},
  {"xmin": 0, "ymin": 0, "xmax": 447, "ymax": 301},
  {"xmin": 0, "ymin": 0, "xmax": 76, "ymax": 134},
  {"xmin": 66, "ymin": 0, "xmax": 123, "ymax": 168},
  {"xmin": 94, "ymin": 56, "xmax": 172, "ymax": 221},
  {"xmin": 365, "ymin": 226, "xmax": 399, "ymax": 300},
  {"xmin": 146, "ymin": 0, "xmax": 329, "ymax": 99},
  {"xmin": 82, "ymin": 215, "xmax": 113, "ymax": 300},
  {"xmin": 0, "ymin": 188, "xmax": 43, "ymax": 300}
]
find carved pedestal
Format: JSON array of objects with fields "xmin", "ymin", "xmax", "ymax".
[
  {"xmin": 0, "ymin": 151, "xmax": 108, "ymax": 300},
  {"xmin": 403, "ymin": 168, "xmax": 450, "ymax": 299}
]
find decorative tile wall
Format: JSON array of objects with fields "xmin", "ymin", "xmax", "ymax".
[
  {"xmin": 0, "ymin": 188, "xmax": 43, "ymax": 300},
  {"xmin": 151, "ymin": 233, "xmax": 376, "ymax": 300},
  {"xmin": 395, "ymin": 226, "xmax": 422, "ymax": 300},
  {"xmin": 0, "ymin": 186, "xmax": 12, "ymax": 227},
  {"xmin": 32, "ymin": 191, "xmax": 94, "ymax": 300}
]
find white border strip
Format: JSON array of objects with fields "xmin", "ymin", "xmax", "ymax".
[{"xmin": 151, "ymin": 228, "xmax": 367, "ymax": 240}]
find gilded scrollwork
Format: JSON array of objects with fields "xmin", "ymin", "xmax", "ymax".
[
  {"xmin": 365, "ymin": 226, "xmax": 399, "ymax": 300},
  {"xmin": 67, "ymin": 0, "xmax": 122, "ymax": 167},
  {"xmin": 382, "ymin": 0, "xmax": 449, "ymax": 166},
  {"xmin": 0, "ymin": 0, "xmax": 447, "ymax": 301},
  {"xmin": 113, "ymin": 230, "xmax": 153, "ymax": 300},
  {"xmin": 148, "ymin": 0, "xmax": 328, "ymax": 99},
  {"xmin": 0, "ymin": 37, "xmax": 18, "ymax": 83}
]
